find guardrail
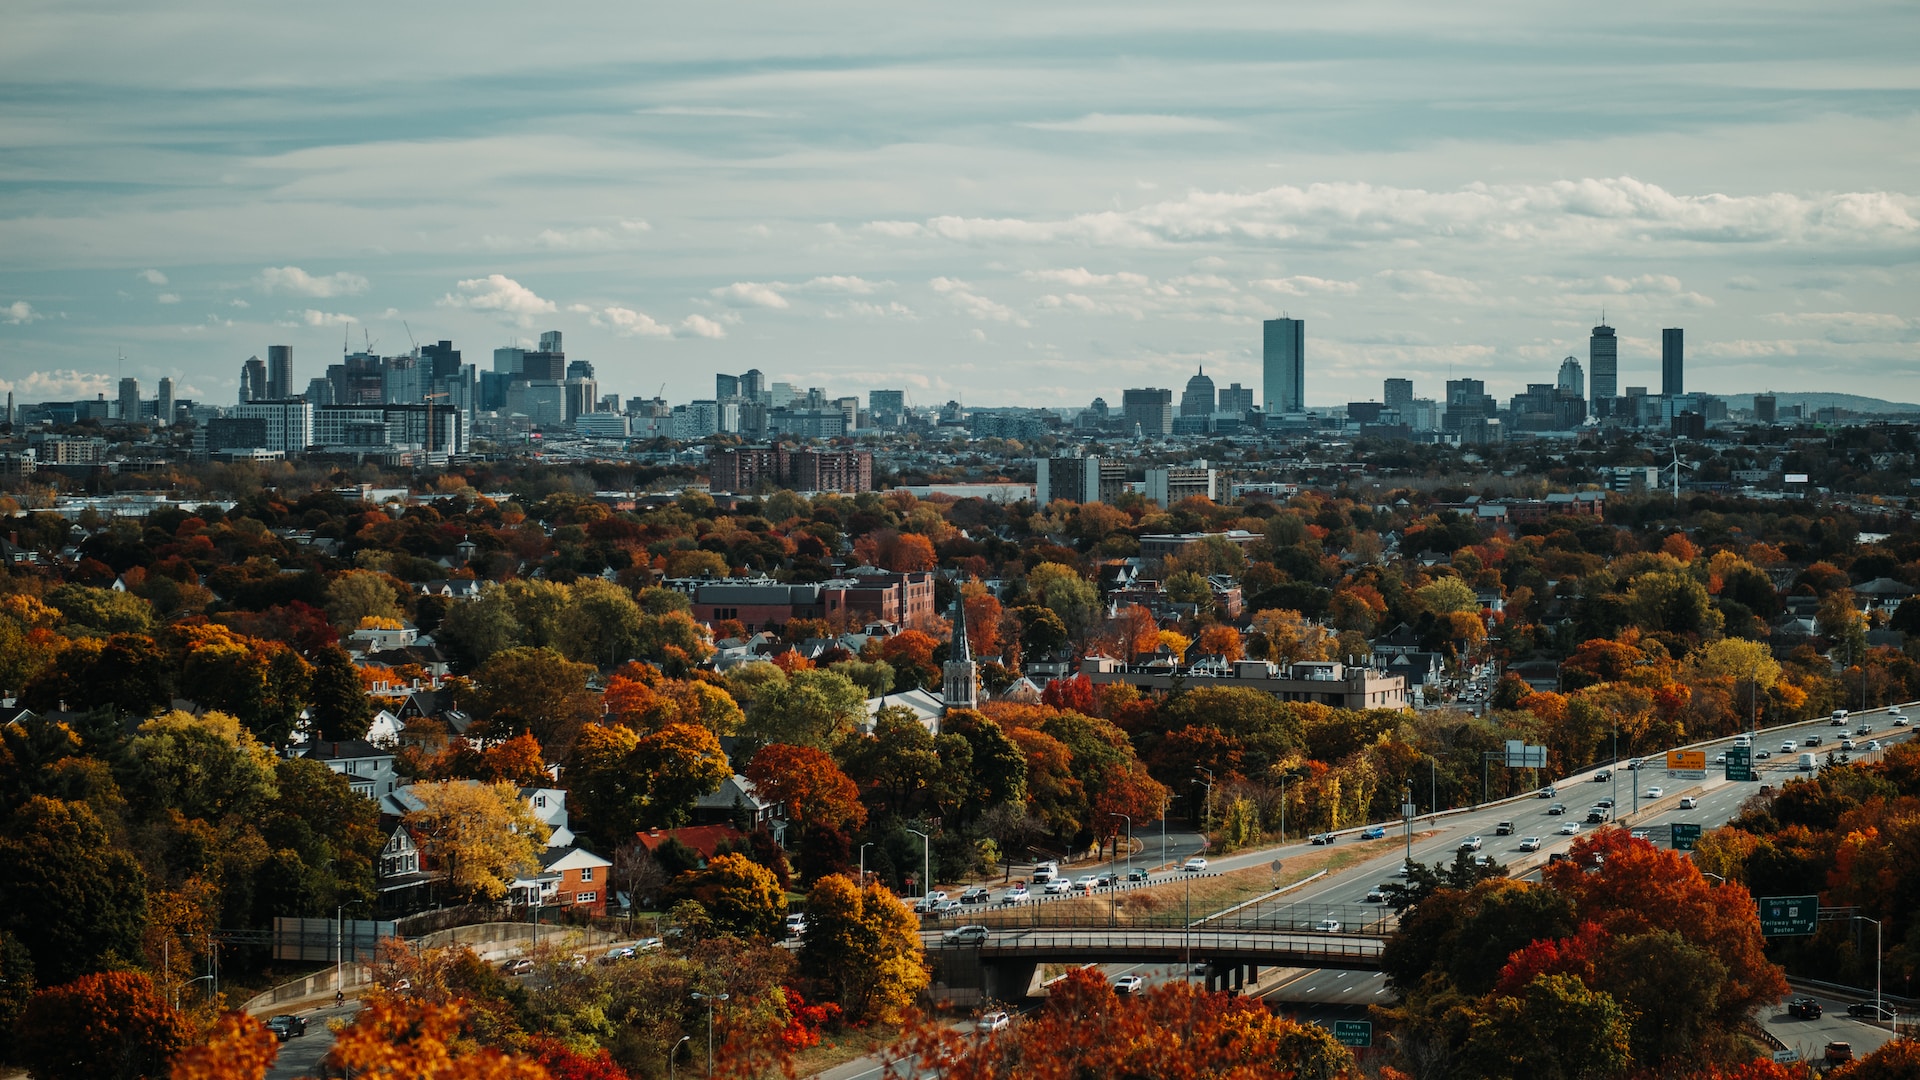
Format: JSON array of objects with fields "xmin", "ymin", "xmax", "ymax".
[{"xmin": 974, "ymin": 927, "xmax": 1386, "ymax": 965}]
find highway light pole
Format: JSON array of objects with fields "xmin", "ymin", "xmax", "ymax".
[
  {"xmin": 1855, "ymin": 915, "xmax": 1883, "ymax": 1026},
  {"xmin": 1403, "ymin": 787, "xmax": 1415, "ymax": 872},
  {"xmin": 668, "ymin": 1035, "xmax": 692, "ymax": 1080},
  {"xmin": 1110, "ymin": 813, "xmax": 1132, "ymax": 882},
  {"xmin": 858, "ymin": 842, "xmax": 873, "ymax": 882},
  {"xmin": 906, "ymin": 828, "xmax": 931, "ymax": 901},
  {"xmin": 690, "ymin": 991, "xmax": 728, "ymax": 1078},
  {"xmin": 1194, "ymin": 767, "xmax": 1215, "ymax": 832}
]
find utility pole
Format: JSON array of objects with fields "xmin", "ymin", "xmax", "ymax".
[
  {"xmin": 906, "ymin": 828, "xmax": 930, "ymax": 903},
  {"xmin": 1403, "ymin": 787, "xmax": 1415, "ymax": 872},
  {"xmin": 1194, "ymin": 767, "xmax": 1215, "ymax": 832},
  {"xmin": 690, "ymin": 992, "xmax": 728, "ymax": 1078}
]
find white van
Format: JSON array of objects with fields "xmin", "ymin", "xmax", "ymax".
[
  {"xmin": 1733, "ymin": 734, "xmax": 1752, "ymax": 749},
  {"xmin": 1798, "ymin": 753, "xmax": 1817, "ymax": 772}
]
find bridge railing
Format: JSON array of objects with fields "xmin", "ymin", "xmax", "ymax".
[
  {"xmin": 974, "ymin": 928, "xmax": 1386, "ymax": 962},
  {"xmin": 947, "ymin": 895, "xmax": 1397, "ymax": 937}
]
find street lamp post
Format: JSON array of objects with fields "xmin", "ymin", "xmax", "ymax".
[
  {"xmin": 668, "ymin": 1035, "xmax": 692, "ymax": 1080},
  {"xmin": 690, "ymin": 992, "xmax": 729, "ymax": 1078},
  {"xmin": 1194, "ymin": 767, "xmax": 1215, "ymax": 832},
  {"xmin": 1855, "ymin": 915, "xmax": 1883, "ymax": 1026},
  {"xmin": 336, "ymin": 904, "xmax": 345, "ymax": 994},
  {"xmin": 1277, "ymin": 772, "xmax": 1289, "ymax": 843},
  {"xmin": 906, "ymin": 829, "xmax": 931, "ymax": 903},
  {"xmin": 1109, "ymin": 813, "xmax": 1132, "ymax": 882},
  {"xmin": 858, "ymin": 842, "xmax": 874, "ymax": 883}
]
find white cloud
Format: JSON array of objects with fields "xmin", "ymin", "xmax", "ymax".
[
  {"xmin": 839, "ymin": 300, "xmax": 915, "ymax": 319},
  {"xmin": 801, "ymin": 275, "xmax": 881, "ymax": 294},
  {"xmin": 931, "ymin": 277, "xmax": 1027, "ymax": 325},
  {"xmin": 229, "ymin": 298, "xmax": 250, "ymax": 309},
  {"xmin": 589, "ymin": 305, "xmax": 673, "ymax": 338},
  {"xmin": 618, "ymin": 219, "xmax": 651, "ymax": 233},
  {"xmin": 1765, "ymin": 311, "xmax": 1913, "ymax": 329},
  {"xmin": 300, "ymin": 309, "xmax": 357, "ymax": 326},
  {"xmin": 1023, "ymin": 113, "xmax": 1235, "ymax": 134},
  {"xmin": 258, "ymin": 265, "xmax": 370, "ymax": 298},
  {"xmin": 1022, "ymin": 268, "xmax": 1150, "ymax": 287},
  {"xmin": 1376, "ymin": 269, "xmax": 1482, "ymax": 302},
  {"xmin": 0, "ymin": 369, "xmax": 109, "ymax": 397},
  {"xmin": 3, "ymin": 301, "xmax": 39, "ymax": 324},
  {"xmin": 711, "ymin": 281, "xmax": 791, "ymax": 309},
  {"xmin": 678, "ymin": 314, "xmax": 727, "ymax": 339},
  {"xmin": 137, "ymin": 268, "xmax": 168, "ymax": 285},
  {"xmin": 156, "ymin": 292, "xmax": 180, "ymax": 304},
  {"xmin": 533, "ymin": 227, "xmax": 614, "ymax": 249},
  {"xmin": 1250, "ymin": 275, "xmax": 1361, "ymax": 296},
  {"xmin": 638, "ymin": 105, "xmax": 780, "ymax": 118},
  {"xmin": 439, "ymin": 274, "xmax": 556, "ymax": 326}
]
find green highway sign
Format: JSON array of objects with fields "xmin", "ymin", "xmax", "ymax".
[
  {"xmin": 1332, "ymin": 1020, "xmax": 1372, "ymax": 1048},
  {"xmin": 1671, "ymin": 823, "xmax": 1702, "ymax": 850},
  {"xmin": 1757, "ymin": 895, "xmax": 1819, "ymax": 937},
  {"xmin": 1725, "ymin": 746, "xmax": 1755, "ymax": 782}
]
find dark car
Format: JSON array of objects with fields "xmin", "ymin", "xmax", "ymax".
[
  {"xmin": 265, "ymin": 1015, "xmax": 307, "ymax": 1041},
  {"xmin": 1847, "ymin": 1001, "xmax": 1896, "ymax": 1021},
  {"xmin": 959, "ymin": 887, "xmax": 992, "ymax": 904},
  {"xmin": 1593, "ymin": 770, "xmax": 1611, "ymax": 782},
  {"xmin": 1788, "ymin": 997, "xmax": 1823, "ymax": 1019},
  {"xmin": 1547, "ymin": 803, "xmax": 1566, "ymax": 815}
]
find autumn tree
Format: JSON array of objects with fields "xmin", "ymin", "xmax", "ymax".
[
  {"xmin": 737, "ymin": 667, "xmax": 868, "ymax": 750},
  {"xmin": 404, "ymin": 780, "xmax": 549, "ymax": 901},
  {"xmin": 1196, "ymin": 624, "xmax": 1244, "ymax": 662},
  {"xmin": 170, "ymin": 1012, "xmax": 279, "ymax": 1080},
  {"xmin": 15, "ymin": 971, "xmax": 191, "ymax": 1080},
  {"xmin": 568, "ymin": 722, "xmax": 730, "ymax": 842},
  {"xmin": 678, "ymin": 852, "xmax": 785, "ymax": 939},
  {"xmin": 0, "ymin": 797, "xmax": 148, "ymax": 983},
  {"xmin": 797, "ymin": 874, "xmax": 929, "ymax": 1023},
  {"xmin": 744, "ymin": 744, "xmax": 866, "ymax": 836},
  {"xmin": 471, "ymin": 646, "xmax": 599, "ymax": 760},
  {"xmin": 308, "ymin": 643, "xmax": 375, "ymax": 741},
  {"xmin": 325, "ymin": 569, "xmax": 405, "ymax": 630},
  {"xmin": 327, "ymin": 997, "xmax": 554, "ymax": 1079},
  {"xmin": 1026, "ymin": 562, "xmax": 1099, "ymax": 639}
]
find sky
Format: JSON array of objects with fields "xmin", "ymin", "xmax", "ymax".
[{"xmin": 1, "ymin": 0, "xmax": 1917, "ymax": 410}]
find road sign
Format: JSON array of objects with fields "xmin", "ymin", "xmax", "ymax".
[
  {"xmin": 1667, "ymin": 750, "xmax": 1706, "ymax": 771},
  {"xmin": 1757, "ymin": 895, "xmax": 1819, "ymax": 937},
  {"xmin": 1332, "ymin": 1020, "xmax": 1372, "ymax": 1048},
  {"xmin": 1726, "ymin": 746, "xmax": 1755, "ymax": 782},
  {"xmin": 1505, "ymin": 739, "xmax": 1548, "ymax": 768},
  {"xmin": 1773, "ymin": 1049, "xmax": 1799, "ymax": 1063},
  {"xmin": 1671, "ymin": 823, "xmax": 1702, "ymax": 850}
]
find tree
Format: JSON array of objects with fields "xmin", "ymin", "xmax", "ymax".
[
  {"xmin": 630, "ymin": 722, "xmax": 732, "ymax": 827},
  {"xmin": 1250, "ymin": 607, "xmax": 1331, "ymax": 663},
  {"xmin": 15, "ymin": 971, "xmax": 190, "ymax": 1080},
  {"xmin": 569, "ymin": 722, "xmax": 730, "ymax": 841},
  {"xmin": 131, "ymin": 709, "xmax": 281, "ymax": 822},
  {"xmin": 1196, "ymin": 624, "xmax": 1244, "ymax": 662},
  {"xmin": 439, "ymin": 586, "xmax": 523, "ymax": 673},
  {"xmin": 324, "ymin": 569, "xmax": 404, "ymax": 630},
  {"xmin": 1416, "ymin": 576, "xmax": 1479, "ymax": 615},
  {"xmin": 740, "ymin": 668, "xmax": 868, "ymax": 750},
  {"xmin": 170, "ymin": 1012, "xmax": 279, "ymax": 1080},
  {"xmin": 471, "ymin": 647, "xmax": 599, "ymax": 760},
  {"xmin": 1026, "ymin": 562, "xmax": 1099, "ymax": 639},
  {"xmin": 46, "ymin": 583, "xmax": 154, "ymax": 636},
  {"xmin": 798, "ymin": 874, "xmax": 929, "ymax": 1023},
  {"xmin": 308, "ymin": 643, "xmax": 374, "ymax": 742},
  {"xmin": 1462, "ymin": 972, "xmax": 1631, "ymax": 1080},
  {"xmin": 1831, "ymin": 1039, "xmax": 1920, "ymax": 1080},
  {"xmin": 1627, "ymin": 570, "xmax": 1723, "ymax": 640},
  {"xmin": 744, "ymin": 744, "xmax": 866, "ymax": 836},
  {"xmin": 404, "ymin": 780, "xmax": 549, "ymax": 901},
  {"xmin": 326, "ymin": 997, "xmax": 554, "ymax": 1079},
  {"xmin": 679, "ymin": 852, "xmax": 784, "ymax": 939},
  {"xmin": 1164, "ymin": 570, "xmax": 1214, "ymax": 609}
]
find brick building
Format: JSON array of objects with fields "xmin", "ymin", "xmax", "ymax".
[{"xmin": 710, "ymin": 445, "xmax": 873, "ymax": 494}]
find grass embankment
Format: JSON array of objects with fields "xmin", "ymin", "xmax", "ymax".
[
  {"xmin": 789, "ymin": 1023, "xmax": 902, "ymax": 1077},
  {"xmin": 963, "ymin": 834, "xmax": 1428, "ymax": 930}
]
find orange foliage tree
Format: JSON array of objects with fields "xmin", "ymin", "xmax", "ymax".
[
  {"xmin": 171, "ymin": 1012, "xmax": 279, "ymax": 1080},
  {"xmin": 327, "ymin": 997, "xmax": 554, "ymax": 1079},
  {"xmin": 1196, "ymin": 624, "xmax": 1244, "ymax": 662},
  {"xmin": 15, "ymin": 971, "xmax": 193, "ymax": 1080},
  {"xmin": 744, "ymin": 743, "xmax": 867, "ymax": 836}
]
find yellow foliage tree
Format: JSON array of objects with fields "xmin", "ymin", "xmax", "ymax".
[{"xmin": 404, "ymin": 781, "xmax": 549, "ymax": 901}]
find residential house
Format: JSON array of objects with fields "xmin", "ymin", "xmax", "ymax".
[
  {"xmin": 691, "ymin": 774, "xmax": 780, "ymax": 833},
  {"xmin": 510, "ymin": 846, "xmax": 613, "ymax": 916},
  {"xmin": 300, "ymin": 739, "xmax": 399, "ymax": 800}
]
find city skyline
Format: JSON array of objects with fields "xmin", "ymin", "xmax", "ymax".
[{"xmin": 1, "ymin": 2, "xmax": 1916, "ymax": 408}]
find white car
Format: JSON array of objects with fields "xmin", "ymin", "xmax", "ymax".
[
  {"xmin": 1518, "ymin": 836, "xmax": 1542, "ymax": 852},
  {"xmin": 1182, "ymin": 857, "xmax": 1209, "ymax": 872},
  {"xmin": 1867, "ymin": 740, "xmax": 1882, "ymax": 751},
  {"xmin": 1714, "ymin": 752, "xmax": 1726, "ymax": 764},
  {"xmin": 977, "ymin": 1011, "xmax": 1010, "ymax": 1034},
  {"xmin": 785, "ymin": 914, "xmax": 807, "ymax": 937},
  {"xmin": 1645, "ymin": 786, "xmax": 1664, "ymax": 799},
  {"xmin": 1893, "ymin": 714, "xmax": 1909, "ymax": 726},
  {"xmin": 1679, "ymin": 797, "xmax": 1697, "ymax": 809},
  {"xmin": 1112, "ymin": 974, "xmax": 1144, "ymax": 995},
  {"xmin": 1559, "ymin": 822, "xmax": 1579, "ymax": 836},
  {"xmin": 1459, "ymin": 836, "xmax": 1484, "ymax": 851},
  {"xmin": 1043, "ymin": 879, "xmax": 1072, "ymax": 895},
  {"xmin": 1781, "ymin": 740, "xmax": 1797, "ymax": 752},
  {"xmin": 1314, "ymin": 918, "xmax": 1342, "ymax": 932},
  {"xmin": 1630, "ymin": 829, "xmax": 1650, "ymax": 840},
  {"xmin": 1001, "ymin": 884, "xmax": 1029, "ymax": 904},
  {"xmin": 1074, "ymin": 875, "xmax": 1099, "ymax": 890}
]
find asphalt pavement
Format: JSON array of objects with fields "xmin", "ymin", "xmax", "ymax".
[{"xmin": 264, "ymin": 998, "xmax": 359, "ymax": 1080}]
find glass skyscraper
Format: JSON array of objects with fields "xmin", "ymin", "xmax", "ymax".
[{"xmin": 1263, "ymin": 317, "xmax": 1304, "ymax": 414}]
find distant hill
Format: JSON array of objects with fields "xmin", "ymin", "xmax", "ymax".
[{"xmin": 1728, "ymin": 392, "xmax": 1920, "ymax": 415}]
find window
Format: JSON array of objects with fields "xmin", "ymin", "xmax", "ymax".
[
  {"xmin": 580, "ymin": 867, "xmax": 594, "ymax": 882},
  {"xmin": 535, "ymin": 795, "xmax": 547, "ymax": 808},
  {"xmin": 575, "ymin": 892, "xmax": 596, "ymax": 903}
]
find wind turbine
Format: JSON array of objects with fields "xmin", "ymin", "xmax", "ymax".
[{"xmin": 1662, "ymin": 444, "xmax": 1696, "ymax": 504}]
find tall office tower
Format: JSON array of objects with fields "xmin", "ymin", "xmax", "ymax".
[
  {"xmin": 1662, "ymin": 328, "xmax": 1684, "ymax": 396},
  {"xmin": 1589, "ymin": 321, "xmax": 1618, "ymax": 415},
  {"xmin": 421, "ymin": 340, "xmax": 463, "ymax": 379},
  {"xmin": 306, "ymin": 377, "xmax": 335, "ymax": 406},
  {"xmin": 493, "ymin": 347, "xmax": 525, "ymax": 374},
  {"xmin": 1383, "ymin": 378, "xmax": 1414, "ymax": 413},
  {"xmin": 740, "ymin": 368, "xmax": 765, "ymax": 402},
  {"xmin": 716, "ymin": 374, "xmax": 741, "ymax": 400},
  {"xmin": 1557, "ymin": 356, "xmax": 1584, "ymax": 395},
  {"xmin": 240, "ymin": 356, "xmax": 268, "ymax": 403},
  {"xmin": 539, "ymin": 330, "xmax": 562, "ymax": 353},
  {"xmin": 1218, "ymin": 383, "xmax": 1255, "ymax": 414},
  {"xmin": 770, "ymin": 382, "xmax": 799, "ymax": 407},
  {"xmin": 1180, "ymin": 368, "xmax": 1217, "ymax": 417},
  {"xmin": 267, "ymin": 345, "xmax": 294, "ymax": 400},
  {"xmin": 869, "ymin": 389, "xmax": 905, "ymax": 425},
  {"xmin": 566, "ymin": 360, "xmax": 595, "ymax": 381},
  {"xmin": 1262, "ymin": 317, "xmax": 1305, "ymax": 413},
  {"xmin": 1754, "ymin": 394, "xmax": 1777, "ymax": 424},
  {"xmin": 1120, "ymin": 388, "xmax": 1174, "ymax": 436},
  {"xmin": 156, "ymin": 377, "xmax": 174, "ymax": 427},
  {"xmin": 118, "ymin": 377, "xmax": 140, "ymax": 421}
]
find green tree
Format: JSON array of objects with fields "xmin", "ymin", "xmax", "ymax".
[
  {"xmin": 46, "ymin": 584, "xmax": 154, "ymax": 636},
  {"xmin": 470, "ymin": 646, "xmax": 599, "ymax": 760},
  {"xmin": 1626, "ymin": 569, "xmax": 1723, "ymax": 639},
  {"xmin": 14, "ymin": 971, "xmax": 190, "ymax": 1080},
  {"xmin": 740, "ymin": 668, "xmax": 868, "ymax": 751},
  {"xmin": 324, "ymin": 569, "xmax": 404, "ymax": 629},
  {"xmin": 798, "ymin": 874, "xmax": 930, "ymax": 1023},
  {"xmin": 1416, "ymin": 576, "xmax": 1479, "ymax": 615},
  {"xmin": 1026, "ymin": 562, "xmax": 1099, "ymax": 639},
  {"xmin": 555, "ymin": 578, "xmax": 644, "ymax": 668},
  {"xmin": 308, "ymin": 644, "xmax": 374, "ymax": 742},
  {"xmin": 438, "ymin": 586, "xmax": 523, "ymax": 673},
  {"xmin": 132, "ymin": 710, "xmax": 281, "ymax": 822},
  {"xmin": 0, "ymin": 797, "xmax": 148, "ymax": 983},
  {"xmin": 1463, "ymin": 973, "xmax": 1632, "ymax": 1080},
  {"xmin": 678, "ymin": 852, "xmax": 784, "ymax": 939},
  {"xmin": 1163, "ymin": 570, "xmax": 1215, "ymax": 608}
]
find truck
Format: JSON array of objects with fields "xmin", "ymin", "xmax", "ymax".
[{"xmin": 1798, "ymin": 753, "xmax": 1817, "ymax": 772}]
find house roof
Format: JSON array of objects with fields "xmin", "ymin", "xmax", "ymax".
[
  {"xmin": 635, "ymin": 823, "xmax": 744, "ymax": 860},
  {"xmin": 693, "ymin": 774, "xmax": 772, "ymax": 814},
  {"xmin": 540, "ymin": 845, "xmax": 612, "ymax": 872},
  {"xmin": 302, "ymin": 739, "xmax": 392, "ymax": 762}
]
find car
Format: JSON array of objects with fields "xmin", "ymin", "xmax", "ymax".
[
  {"xmin": 960, "ymin": 887, "xmax": 992, "ymax": 905},
  {"xmin": 1042, "ymin": 879, "xmax": 1072, "ymax": 895},
  {"xmin": 1095, "ymin": 872, "xmax": 1120, "ymax": 887},
  {"xmin": 1630, "ymin": 828, "xmax": 1650, "ymax": 840},
  {"xmin": 1495, "ymin": 821, "xmax": 1514, "ymax": 835},
  {"xmin": 1714, "ymin": 752, "xmax": 1726, "ymax": 764},
  {"xmin": 785, "ymin": 913, "xmax": 808, "ymax": 937},
  {"xmin": 1539, "ymin": 786, "xmax": 1557, "ymax": 798},
  {"xmin": 1787, "ymin": 997, "xmax": 1823, "ymax": 1019},
  {"xmin": 1593, "ymin": 770, "xmax": 1611, "ymax": 782},
  {"xmin": 1459, "ymin": 836, "xmax": 1483, "ymax": 851},
  {"xmin": 1311, "ymin": 832, "xmax": 1336, "ymax": 845},
  {"xmin": 1396, "ymin": 861, "xmax": 1414, "ymax": 876},
  {"xmin": 1075, "ymin": 874, "xmax": 1100, "ymax": 890},
  {"xmin": 1826, "ymin": 1042, "xmax": 1854, "ymax": 1065},
  {"xmin": 1893, "ymin": 714, "xmax": 1909, "ymax": 726},
  {"xmin": 1586, "ymin": 810, "xmax": 1609, "ymax": 824},
  {"xmin": 1626, "ymin": 758, "xmax": 1642, "ymax": 770},
  {"xmin": 942, "ymin": 925, "xmax": 990, "ymax": 945},
  {"xmin": 1595, "ymin": 798, "xmax": 1614, "ymax": 809},
  {"xmin": 1112, "ymin": 974, "xmax": 1144, "ymax": 995},
  {"xmin": 602, "ymin": 945, "xmax": 637, "ymax": 963},
  {"xmin": 913, "ymin": 891, "xmax": 950, "ymax": 913},
  {"xmin": 1031, "ymin": 862, "xmax": 1059, "ymax": 884},
  {"xmin": 1679, "ymin": 796, "xmax": 1697, "ymax": 809},
  {"xmin": 1001, "ymin": 884, "xmax": 1029, "ymax": 903},
  {"xmin": 1182, "ymin": 857, "xmax": 1209, "ymax": 872},
  {"xmin": 1314, "ymin": 918, "xmax": 1343, "ymax": 932},
  {"xmin": 1127, "ymin": 867, "xmax": 1151, "ymax": 882},
  {"xmin": 1559, "ymin": 822, "xmax": 1579, "ymax": 835},
  {"xmin": 1364, "ymin": 886, "xmax": 1387, "ymax": 902},
  {"xmin": 1360, "ymin": 826, "xmax": 1386, "ymax": 840},
  {"xmin": 1805, "ymin": 735, "xmax": 1822, "ymax": 747},
  {"xmin": 1781, "ymin": 740, "xmax": 1797, "ymax": 752},
  {"xmin": 1856, "ymin": 723, "xmax": 1873, "ymax": 736},
  {"xmin": 1867, "ymin": 740, "xmax": 1882, "ymax": 751},
  {"xmin": 1756, "ymin": 749, "xmax": 1772, "ymax": 760},
  {"xmin": 504, "ymin": 958, "xmax": 535, "ymax": 976},
  {"xmin": 933, "ymin": 899, "xmax": 965, "ymax": 916},
  {"xmin": 1645, "ymin": 786, "xmax": 1664, "ymax": 799},
  {"xmin": 1832, "ymin": 716, "xmax": 1850, "ymax": 726},
  {"xmin": 1847, "ymin": 1001, "xmax": 1897, "ymax": 1020},
  {"xmin": 1841, "ymin": 739, "xmax": 1856, "ymax": 751},
  {"xmin": 265, "ymin": 1015, "xmax": 307, "ymax": 1041},
  {"xmin": 976, "ymin": 1011, "xmax": 1011, "ymax": 1034},
  {"xmin": 635, "ymin": 937, "xmax": 663, "ymax": 952},
  {"xmin": 1833, "ymin": 709, "xmax": 1850, "ymax": 723},
  {"xmin": 1547, "ymin": 803, "xmax": 1567, "ymax": 815},
  {"xmin": 1518, "ymin": 836, "xmax": 1542, "ymax": 852}
]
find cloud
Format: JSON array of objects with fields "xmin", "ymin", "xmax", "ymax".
[
  {"xmin": 533, "ymin": 227, "xmax": 614, "ymax": 249},
  {"xmin": 229, "ymin": 299, "xmax": 250, "ymax": 309},
  {"xmin": 1376, "ymin": 269, "xmax": 1482, "ymax": 302},
  {"xmin": 156, "ymin": 292, "xmax": 180, "ymax": 304},
  {"xmin": 300, "ymin": 310, "xmax": 357, "ymax": 326},
  {"xmin": 137, "ymin": 269, "xmax": 168, "ymax": 285},
  {"xmin": 1250, "ymin": 275, "xmax": 1361, "ymax": 296},
  {"xmin": 1726, "ymin": 276, "xmax": 1764, "ymax": 291},
  {"xmin": 0, "ymin": 369, "xmax": 110, "ymax": 397},
  {"xmin": 587, "ymin": 305, "xmax": 673, "ymax": 338},
  {"xmin": 801, "ymin": 275, "xmax": 881, "ymax": 294},
  {"xmin": 258, "ymin": 266, "xmax": 370, "ymax": 298},
  {"xmin": 3, "ymin": 301, "xmax": 39, "ymax": 324},
  {"xmin": 678, "ymin": 314, "xmax": 727, "ymax": 339},
  {"xmin": 638, "ymin": 105, "xmax": 780, "ymax": 118},
  {"xmin": 838, "ymin": 301, "xmax": 915, "ymax": 319},
  {"xmin": 439, "ymin": 274, "xmax": 556, "ymax": 326},
  {"xmin": 1022, "ymin": 113, "xmax": 1235, "ymax": 134},
  {"xmin": 711, "ymin": 281, "xmax": 791, "ymax": 309},
  {"xmin": 931, "ymin": 277, "xmax": 1027, "ymax": 325},
  {"xmin": 1022, "ymin": 268, "xmax": 1150, "ymax": 287}
]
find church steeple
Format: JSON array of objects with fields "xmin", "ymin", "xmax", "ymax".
[{"xmin": 941, "ymin": 593, "xmax": 978, "ymax": 717}]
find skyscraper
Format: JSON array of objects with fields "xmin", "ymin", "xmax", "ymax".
[
  {"xmin": 118, "ymin": 377, "xmax": 140, "ymax": 422},
  {"xmin": 1557, "ymin": 356, "xmax": 1584, "ymax": 395},
  {"xmin": 1218, "ymin": 383, "xmax": 1255, "ymax": 415},
  {"xmin": 716, "ymin": 374, "xmax": 741, "ymax": 400},
  {"xmin": 1120, "ymin": 388, "xmax": 1173, "ymax": 436},
  {"xmin": 1662, "ymin": 328, "xmax": 1684, "ymax": 396},
  {"xmin": 267, "ymin": 345, "xmax": 293, "ymax": 400},
  {"xmin": 1180, "ymin": 368, "xmax": 1216, "ymax": 417},
  {"xmin": 1589, "ymin": 321, "xmax": 1618, "ymax": 415},
  {"xmin": 157, "ymin": 377, "xmax": 174, "ymax": 427},
  {"xmin": 240, "ymin": 355, "xmax": 268, "ymax": 403},
  {"xmin": 1383, "ymin": 378, "xmax": 1414, "ymax": 414},
  {"xmin": 1263, "ymin": 318, "xmax": 1305, "ymax": 413},
  {"xmin": 740, "ymin": 369, "xmax": 765, "ymax": 402}
]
